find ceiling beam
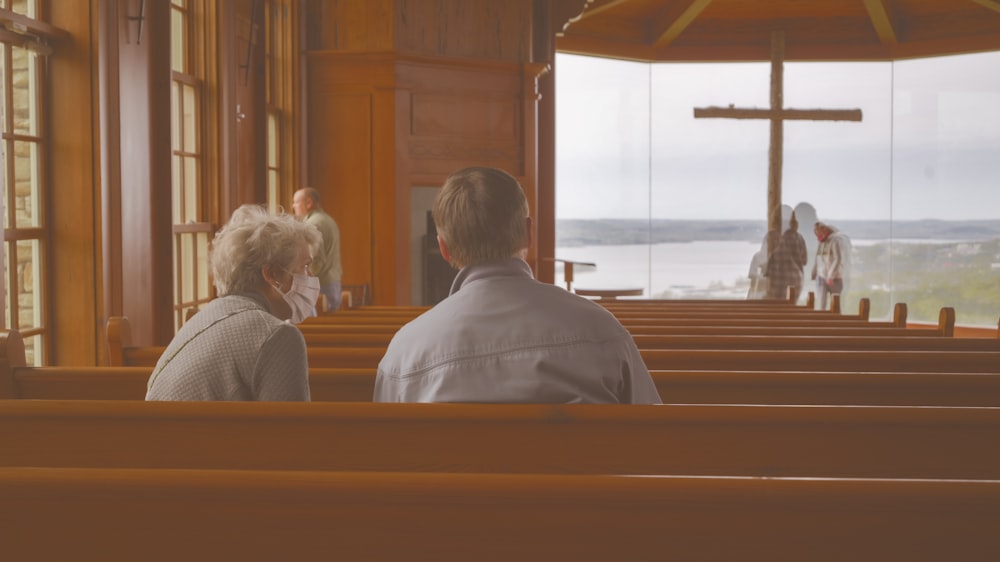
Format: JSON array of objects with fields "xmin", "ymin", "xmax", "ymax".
[
  {"xmin": 552, "ymin": 0, "xmax": 597, "ymax": 35},
  {"xmin": 863, "ymin": 0, "xmax": 898, "ymax": 44},
  {"xmin": 970, "ymin": 0, "xmax": 1000, "ymax": 15},
  {"xmin": 651, "ymin": 0, "xmax": 715, "ymax": 49},
  {"xmin": 577, "ymin": 0, "xmax": 630, "ymax": 21}
]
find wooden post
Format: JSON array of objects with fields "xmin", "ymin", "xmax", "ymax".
[{"xmin": 768, "ymin": 30, "xmax": 784, "ymax": 238}]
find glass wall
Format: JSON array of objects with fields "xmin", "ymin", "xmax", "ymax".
[{"xmin": 555, "ymin": 51, "xmax": 1000, "ymax": 326}]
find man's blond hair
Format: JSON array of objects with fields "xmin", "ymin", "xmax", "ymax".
[{"xmin": 433, "ymin": 167, "xmax": 529, "ymax": 269}]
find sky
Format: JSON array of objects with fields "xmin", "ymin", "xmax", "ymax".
[{"xmin": 555, "ymin": 51, "xmax": 1000, "ymax": 222}]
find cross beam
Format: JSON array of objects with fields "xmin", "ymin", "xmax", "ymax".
[
  {"xmin": 694, "ymin": 108, "xmax": 862, "ymax": 121},
  {"xmin": 693, "ymin": 31, "xmax": 863, "ymax": 237}
]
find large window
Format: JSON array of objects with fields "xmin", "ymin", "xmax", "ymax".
[
  {"xmin": 0, "ymin": 0, "xmax": 54, "ymax": 365},
  {"xmin": 264, "ymin": 0, "xmax": 297, "ymax": 213},
  {"xmin": 170, "ymin": 0, "xmax": 213, "ymax": 328},
  {"xmin": 556, "ymin": 51, "xmax": 1000, "ymax": 327}
]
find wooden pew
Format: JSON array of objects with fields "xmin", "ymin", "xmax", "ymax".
[
  {"xmin": 105, "ymin": 320, "xmax": 1000, "ymax": 372},
  {"xmin": 3, "ymin": 467, "xmax": 997, "ymax": 561},
  {"xmin": 630, "ymin": 334, "xmax": 1000, "ymax": 351},
  {"xmin": 622, "ymin": 317, "xmax": 897, "ymax": 327},
  {"xmin": 107, "ymin": 316, "xmax": 392, "ymax": 366},
  {"xmin": 614, "ymin": 301, "xmax": 909, "ymax": 328},
  {"xmin": 625, "ymin": 325, "xmax": 939, "ymax": 336},
  {"xmin": 1, "ymin": 363, "xmax": 380, "ymax": 403},
  {"xmin": 8, "ymin": 358, "xmax": 1000, "ymax": 407},
  {"xmin": 302, "ymin": 330, "xmax": 991, "ymax": 351},
  {"xmin": 600, "ymin": 297, "xmax": 802, "ymax": 307},
  {"xmin": 301, "ymin": 295, "xmax": 863, "ymax": 325},
  {"xmin": 655, "ymin": 370, "xmax": 1000, "ymax": 406},
  {"xmin": 296, "ymin": 302, "xmax": 949, "ymax": 338},
  {"xmin": 640, "ymin": 348, "xmax": 1000, "ymax": 372},
  {"xmin": 117, "ymin": 330, "xmax": 998, "ymax": 371},
  {"xmin": 4, "ymin": 400, "xmax": 1000, "ymax": 480},
  {"xmin": 606, "ymin": 296, "xmax": 872, "ymax": 318},
  {"xmin": 104, "ymin": 300, "xmax": 913, "ymax": 366}
]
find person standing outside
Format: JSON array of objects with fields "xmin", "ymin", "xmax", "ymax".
[
  {"xmin": 374, "ymin": 166, "xmax": 661, "ymax": 404},
  {"xmin": 747, "ymin": 229, "xmax": 779, "ymax": 300},
  {"xmin": 766, "ymin": 211, "xmax": 808, "ymax": 302},
  {"xmin": 811, "ymin": 221, "xmax": 851, "ymax": 310},
  {"xmin": 293, "ymin": 187, "xmax": 343, "ymax": 312}
]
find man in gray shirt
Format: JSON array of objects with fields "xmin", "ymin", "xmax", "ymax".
[{"xmin": 375, "ymin": 167, "xmax": 661, "ymax": 404}]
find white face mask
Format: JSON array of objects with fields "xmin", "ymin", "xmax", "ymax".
[{"xmin": 281, "ymin": 273, "xmax": 320, "ymax": 324}]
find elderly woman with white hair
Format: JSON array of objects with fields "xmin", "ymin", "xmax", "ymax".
[
  {"xmin": 811, "ymin": 221, "xmax": 852, "ymax": 311},
  {"xmin": 146, "ymin": 204, "xmax": 322, "ymax": 401}
]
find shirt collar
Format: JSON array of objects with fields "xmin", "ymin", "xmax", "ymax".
[{"xmin": 449, "ymin": 258, "xmax": 534, "ymax": 295}]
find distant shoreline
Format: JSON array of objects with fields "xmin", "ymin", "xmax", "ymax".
[{"xmin": 557, "ymin": 218, "xmax": 1000, "ymax": 246}]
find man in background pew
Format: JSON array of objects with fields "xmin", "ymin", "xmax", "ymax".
[{"xmin": 374, "ymin": 166, "xmax": 660, "ymax": 404}]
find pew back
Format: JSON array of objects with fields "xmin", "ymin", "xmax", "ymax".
[
  {"xmin": 3, "ymin": 467, "xmax": 997, "ymax": 561},
  {"xmin": 3, "ymin": 400, "xmax": 1000, "ymax": 480},
  {"xmin": 641, "ymin": 349, "xmax": 1000, "ymax": 372},
  {"xmin": 8, "ymin": 364, "xmax": 1000, "ymax": 407}
]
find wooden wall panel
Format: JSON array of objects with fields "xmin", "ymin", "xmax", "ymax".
[
  {"xmin": 375, "ymin": 88, "xmax": 410, "ymax": 305},
  {"xmin": 306, "ymin": 53, "xmax": 402, "ymax": 304},
  {"xmin": 399, "ymin": 59, "xmax": 525, "ymax": 179},
  {"xmin": 411, "ymin": 95, "xmax": 518, "ymax": 139},
  {"xmin": 306, "ymin": 89, "xmax": 375, "ymax": 294},
  {"xmin": 395, "ymin": 0, "xmax": 532, "ymax": 62},
  {"xmin": 305, "ymin": 0, "xmax": 394, "ymax": 52},
  {"xmin": 302, "ymin": 0, "xmax": 564, "ymax": 304}
]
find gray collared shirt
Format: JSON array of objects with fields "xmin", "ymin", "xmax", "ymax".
[{"xmin": 374, "ymin": 258, "xmax": 661, "ymax": 404}]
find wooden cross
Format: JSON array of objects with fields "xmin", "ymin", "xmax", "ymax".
[{"xmin": 693, "ymin": 31, "xmax": 862, "ymax": 236}]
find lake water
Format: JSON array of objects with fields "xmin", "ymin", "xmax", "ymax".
[
  {"xmin": 555, "ymin": 241, "xmax": 761, "ymax": 299},
  {"xmin": 553, "ymin": 238, "xmax": 963, "ymax": 299}
]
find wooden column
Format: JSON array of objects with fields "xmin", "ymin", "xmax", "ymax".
[
  {"xmin": 767, "ymin": 31, "xmax": 784, "ymax": 238},
  {"xmin": 305, "ymin": 1, "xmax": 540, "ymax": 305}
]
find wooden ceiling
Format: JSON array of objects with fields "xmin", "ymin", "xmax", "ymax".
[{"xmin": 556, "ymin": 0, "xmax": 1000, "ymax": 62}]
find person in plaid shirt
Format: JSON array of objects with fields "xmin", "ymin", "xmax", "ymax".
[{"xmin": 766, "ymin": 211, "xmax": 808, "ymax": 302}]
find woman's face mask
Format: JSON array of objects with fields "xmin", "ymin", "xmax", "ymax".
[{"xmin": 281, "ymin": 273, "xmax": 320, "ymax": 323}]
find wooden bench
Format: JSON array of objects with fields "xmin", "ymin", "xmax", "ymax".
[
  {"xmin": 626, "ymin": 325, "xmax": 941, "ymax": 336},
  {"xmin": 3, "ymin": 467, "xmax": 997, "ymax": 561},
  {"xmin": 613, "ymin": 301, "xmax": 908, "ymax": 328},
  {"xmin": 607, "ymin": 295, "xmax": 871, "ymax": 316},
  {"xmin": 8, "ymin": 356, "xmax": 1000, "ymax": 407},
  {"xmin": 654, "ymin": 370, "xmax": 1000, "ymax": 406},
  {"xmin": 630, "ymin": 334, "xmax": 1000, "ymax": 351},
  {"xmin": 640, "ymin": 348, "xmax": 1000, "ymax": 372},
  {"xmin": 104, "ymin": 322, "xmax": 999, "ymax": 373},
  {"xmin": 106, "ymin": 317, "xmax": 390, "ymax": 367},
  {"xmin": 299, "ymin": 331, "xmax": 988, "ymax": 351},
  {"xmin": 103, "ymin": 301, "xmax": 970, "ymax": 364},
  {"xmin": 4, "ymin": 400, "xmax": 1000, "ymax": 479},
  {"xmin": 296, "ymin": 302, "xmax": 954, "ymax": 338},
  {"xmin": 600, "ymin": 297, "xmax": 803, "ymax": 308},
  {"xmin": 1, "ymin": 363, "xmax": 380, "ymax": 403}
]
